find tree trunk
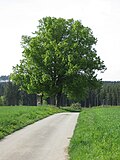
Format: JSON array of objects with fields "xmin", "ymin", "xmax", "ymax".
[
  {"xmin": 56, "ymin": 92, "xmax": 62, "ymax": 108},
  {"xmin": 40, "ymin": 94, "xmax": 43, "ymax": 105}
]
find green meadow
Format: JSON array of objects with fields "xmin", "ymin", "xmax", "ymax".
[
  {"xmin": 69, "ymin": 106, "xmax": 120, "ymax": 160},
  {"xmin": 1, "ymin": 105, "xmax": 120, "ymax": 160},
  {"xmin": 0, "ymin": 105, "xmax": 64, "ymax": 140}
]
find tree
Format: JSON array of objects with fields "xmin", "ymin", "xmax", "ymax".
[
  {"xmin": 99, "ymin": 81, "xmax": 120, "ymax": 106},
  {"xmin": 20, "ymin": 90, "xmax": 37, "ymax": 106},
  {"xmin": 11, "ymin": 17, "xmax": 106, "ymax": 107},
  {"xmin": 4, "ymin": 81, "xmax": 20, "ymax": 106}
]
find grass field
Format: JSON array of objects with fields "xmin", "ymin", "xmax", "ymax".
[
  {"xmin": 69, "ymin": 106, "xmax": 120, "ymax": 160},
  {"xmin": 0, "ymin": 105, "xmax": 64, "ymax": 140}
]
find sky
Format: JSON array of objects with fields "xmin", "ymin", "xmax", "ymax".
[{"xmin": 0, "ymin": 0, "xmax": 120, "ymax": 81}]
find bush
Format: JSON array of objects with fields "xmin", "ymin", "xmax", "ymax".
[{"xmin": 70, "ymin": 102, "xmax": 82, "ymax": 111}]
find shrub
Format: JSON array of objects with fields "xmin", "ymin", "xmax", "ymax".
[{"xmin": 70, "ymin": 102, "xmax": 82, "ymax": 111}]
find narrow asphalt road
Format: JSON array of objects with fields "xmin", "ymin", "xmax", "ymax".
[{"xmin": 0, "ymin": 112, "xmax": 79, "ymax": 160}]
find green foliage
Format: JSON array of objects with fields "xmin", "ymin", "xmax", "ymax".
[
  {"xmin": 0, "ymin": 105, "xmax": 64, "ymax": 140},
  {"xmin": 0, "ymin": 82, "xmax": 5, "ymax": 96},
  {"xmin": 61, "ymin": 105, "xmax": 82, "ymax": 112},
  {"xmin": 82, "ymin": 81, "xmax": 120, "ymax": 107},
  {"xmin": 70, "ymin": 102, "xmax": 82, "ymax": 111},
  {"xmin": 4, "ymin": 81, "xmax": 20, "ymax": 106},
  {"xmin": 100, "ymin": 81, "xmax": 120, "ymax": 106},
  {"xmin": 69, "ymin": 107, "xmax": 120, "ymax": 160},
  {"xmin": 1, "ymin": 81, "xmax": 37, "ymax": 106},
  {"xmin": 0, "ymin": 96, "xmax": 4, "ymax": 106},
  {"xmin": 11, "ymin": 17, "xmax": 106, "ymax": 106}
]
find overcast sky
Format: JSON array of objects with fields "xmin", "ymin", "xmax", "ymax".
[{"xmin": 0, "ymin": 0, "xmax": 120, "ymax": 81}]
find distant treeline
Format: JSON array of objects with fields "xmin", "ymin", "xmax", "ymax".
[
  {"xmin": 81, "ymin": 81, "xmax": 120, "ymax": 107},
  {"xmin": 0, "ymin": 76, "xmax": 37, "ymax": 106},
  {"xmin": 0, "ymin": 75, "xmax": 120, "ymax": 107},
  {"xmin": 0, "ymin": 75, "xmax": 9, "ymax": 82}
]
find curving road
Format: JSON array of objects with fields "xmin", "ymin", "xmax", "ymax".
[{"xmin": 0, "ymin": 112, "xmax": 79, "ymax": 160}]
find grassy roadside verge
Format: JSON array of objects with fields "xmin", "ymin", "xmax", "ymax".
[
  {"xmin": 0, "ymin": 105, "xmax": 64, "ymax": 140},
  {"xmin": 69, "ymin": 106, "xmax": 120, "ymax": 160}
]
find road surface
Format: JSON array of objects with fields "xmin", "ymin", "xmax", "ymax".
[{"xmin": 0, "ymin": 112, "xmax": 79, "ymax": 160}]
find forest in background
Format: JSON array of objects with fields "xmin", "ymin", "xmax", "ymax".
[
  {"xmin": 0, "ymin": 76, "xmax": 37, "ymax": 106},
  {"xmin": 81, "ymin": 81, "xmax": 120, "ymax": 107},
  {"xmin": 0, "ymin": 75, "xmax": 120, "ymax": 107}
]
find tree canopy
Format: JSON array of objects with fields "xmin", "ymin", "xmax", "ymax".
[{"xmin": 11, "ymin": 17, "xmax": 106, "ymax": 106}]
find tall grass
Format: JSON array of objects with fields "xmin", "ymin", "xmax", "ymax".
[
  {"xmin": 0, "ymin": 105, "xmax": 64, "ymax": 140},
  {"xmin": 69, "ymin": 107, "xmax": 120, "ymax": 160}
]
